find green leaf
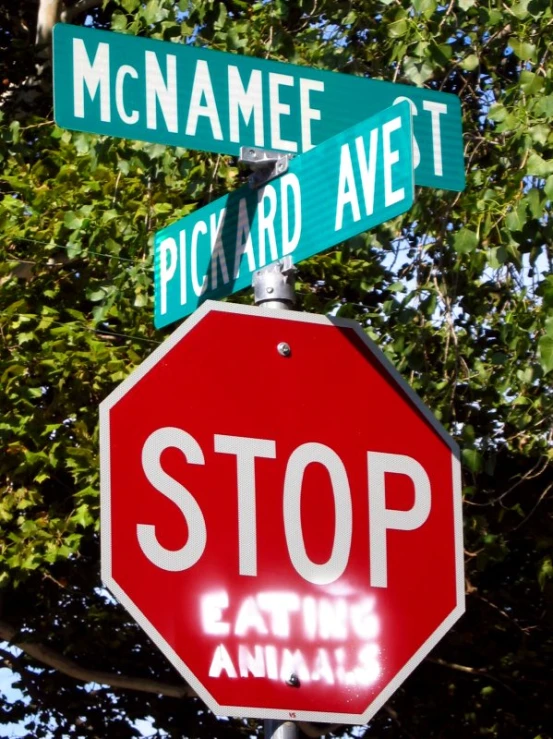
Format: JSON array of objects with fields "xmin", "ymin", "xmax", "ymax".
[
  {"xmin": 526, "ymin": 188, "xmax": 543, "ymax": 218},
  {"xmin": 461, "ymin": 54, "xmax": 479, "ymax": 71},
  {"xmin": 143, "ymin": 0, "xmax": 163, "ymax": 24},
  {"xmin": 509, "ymin": 39, "xmax": 536, "ymax": 61},
  {"xmin": 488, "ymin": 103, "xmax": 507, "ymax": 122},
  {"xmin": 488, "ymin": 246, "xmax": 508, "ymax": 268},
  {"xmin": 226, "ymin": 26, "xmax": 247, "ymax": 49},
  {"xmin": 17, "ymin": 332, "xmax": 36, "ymax": 345},
  {"xmin": 462, "ymin": 448, "xmax": 483, "ymax": 473},
  {"xmin": 74, "ymin": 134, "xmax": 92, "ymax": 155},
  {"xmin": 458, "ymin": 0, "xmax": 476, "ymax": 9},
  {"xmin": 537, "ymin": 275, "xmax": 553, "ymax": 308},
  {"xmin": 64, "ymin": 211, "xmax": 83, "ymax": 230},
  {"xmin": 511, "ymin": 0, "xmax": 531, "ymax": 19},
  {"xmin": 73, "ymin": 504, "xmax": 94, "ymax": 529},
  {"xmin": 388, "ymin": 18, "xmax": 408, "ymax": 38},
  {"xmin": 526, "ymin": 153, "xmax": 553, "ymax": 177},
  {"xmin": 87, "ymin": 287, "xmax": 109, "ymax": 302},
  {"xmin": 538, "ymin": 335, "xmax": 553, "ymax": 374},
  {"xmin": 413, "ymin": 0, "xmax": 437, "ymax": 17},
  {"xmin": 505, "ymin": 204, "xmax": 526, "ymax": 232},
  {"xmin": 520, "ymin": 70, "xmax": 544, "ymax": 95},
  {"xmin": 403, "ymin": 57, "xmax": 434, "ymax": 85},
  {"xmin": 517, "ymin": 365, "xmax": 537, "ymax": 384},
  {"xmin": 529, "ymin": 124, "xmax": 550, "ymax": 145},
  {"xmin": 111, "ymin": 13, "xmax": 127, "ymax": 31},
  {"xmin": 134, "ymin": 292, "xmax": 148, "ymax": 307},
  {"xmin": 10, "ymin": 120, "xmax": 20, "ymax": 143},
  {"xmin": 538, "ymin": 556, "xmax": 553, "ymax": 589},
  {"xmin": 488, "ymin": 8, "xmax": 503, "ymax": 24},
  {"xmin": 101, "ymin": 210, "xmax": 118, "ymax": 223},
  {"xmin": 453, "ymin": 228, "xmax": 478, "ymax": 253},
  {"xmin": 430, "ymin": 43, "xmax": 453, "ymax": 66},
  {"xmin": 536, "ymin": 94, "xmax": 553, "ymax": 117},
  {"xmin": 389, "ymin": 282, "xmax": 405, "ymax": 293},
  {"xmin": 214, "ymin": 1, "xmax": 227, "ymax": 29},
  {"xmin": 92, "ymin": 304, "xmax": 109, "ymax": 323},
  {"xmin": 121, "ymin": 0, "xmax": 140, "ymax": 11}
]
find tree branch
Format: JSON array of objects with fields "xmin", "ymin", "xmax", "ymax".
[
  {"xmin": 36, "ymin": 0, "xmax": 61, "ymax": 45},
  {"xmin": 0, "ymin": 619, "xmax": 195, "ymax": 699},
  {"xmin": 1, "ymin": 620, "xmax": 345, "ymax": 737},
  {"xmin": 428, "ymin": 657, "xmax": 516, "ymax": 695},
  {"xmin": 61, "ymin": 0, "xmax": 103, "ymax": 24}
]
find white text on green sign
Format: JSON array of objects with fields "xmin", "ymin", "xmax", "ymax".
[
  {"xmin": 154, "ymin": 102, "xmax": 414, "ymax": 328},
  {"xmin": 53, "ymin": 24, "xmax": 463, "ymax": 191}
]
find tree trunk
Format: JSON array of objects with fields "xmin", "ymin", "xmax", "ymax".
[{"xmin": 36, "ymin": 0, "xmax": 60, "ymax": 46}]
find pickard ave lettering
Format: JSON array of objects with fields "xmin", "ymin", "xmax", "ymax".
[
  {"xmin": 155, "ymin": 105, "xmax": 413, "ymax": 323},
  {"xmin": 156, "ymin": 172, "xmax": 302, "ymax": 315}
]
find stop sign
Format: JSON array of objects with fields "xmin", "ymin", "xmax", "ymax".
[{"xmin": 100, "ymin": 301, "xmax": 464, "ymax": 724}]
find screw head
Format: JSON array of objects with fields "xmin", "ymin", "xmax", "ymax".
[
  {"xmin": 266, "ymin": 286, "xmax": 274, "ymax": 294},
  {"xmin": 277, "ymin": 342, "xmax": 291, "ymax": 357},
  {"xmin": 286, "ymin": 673, "xmax": 300, "ymax": 687}
]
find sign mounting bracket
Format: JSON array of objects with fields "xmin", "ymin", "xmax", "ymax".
[{"xmin": 239, "ymin": 146, "xmax": 294, "ymax": 188}]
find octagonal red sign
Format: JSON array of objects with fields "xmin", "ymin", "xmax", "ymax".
[{"xmin": 100, "ymin": 301, "xmax": 464, "ymax": 724}]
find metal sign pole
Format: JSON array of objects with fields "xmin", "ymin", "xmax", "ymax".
[
  {"xmin": 265, "ymin": 720, "xmax": 300, "ymax": 739},
  {"xmin": 252, "ymin": 257, "xmax": 298, "ymax": 739}
]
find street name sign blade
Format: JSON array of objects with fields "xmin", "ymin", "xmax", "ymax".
[
  {"xmin": 154, "ymin": 102, "xmax": 414, "ymax": 329},
  {"xmin": 100, "ymin": 301, "xmax": 465, "ymax": 723},
  {"xmin": 53, "ymin": 23, "xmax": 464, "ymax": 191}
]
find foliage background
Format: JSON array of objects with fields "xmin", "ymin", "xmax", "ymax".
[{"xmin": 1, "ymin": 0, "xmax": 552, "ymax": 737}]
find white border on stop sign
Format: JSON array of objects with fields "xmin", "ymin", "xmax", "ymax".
[{"xmin": 99, "ymin": 300, "xmax": 464, "ymax": 724}]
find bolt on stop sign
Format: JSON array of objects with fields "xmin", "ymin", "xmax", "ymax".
[{"xmin": 100, "ymin": 302, "xmax": 464, "ymax": 724}]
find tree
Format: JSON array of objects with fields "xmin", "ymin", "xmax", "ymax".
[{"xmin": 1, "ymin": 0, "xmax": 552, "ymax": 737}]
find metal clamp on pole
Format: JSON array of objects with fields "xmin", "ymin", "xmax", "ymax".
[
  {"xmin": 239, "ymin": 146, "xmax": 293, "ymax": 188},
  {"xmin": 253, "ymin": 256, "xmax": 296, "ymax": 310}
]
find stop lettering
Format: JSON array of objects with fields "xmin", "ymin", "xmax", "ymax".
[
  {"xmin": 100, "ymin": 301, "xmax": 464, "ymax": 724},
  {"xmin": 139, "ymin": 428, "xmax": 431, "ymax": 590}
]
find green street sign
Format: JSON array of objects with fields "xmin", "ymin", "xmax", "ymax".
[
  {"xmin": 53, "ymin": 24, "xmax": 464, "ymax": 192},
  {"xmin": 153, "ymin": 102, "xmax": 414, "ymax": 329}
]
